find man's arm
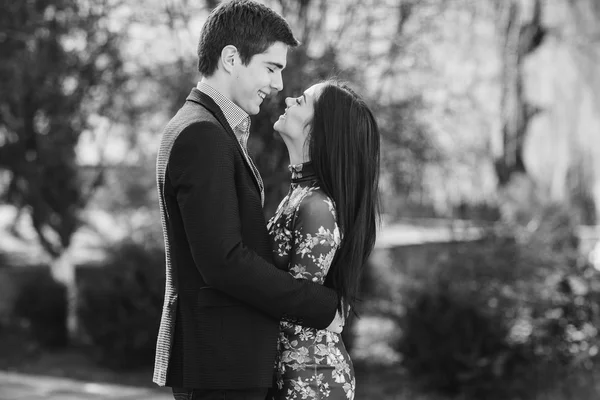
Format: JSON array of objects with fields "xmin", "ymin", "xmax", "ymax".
[{"xmin": 168, "ymin": 123, "xmax": 338, "ymax": 329}]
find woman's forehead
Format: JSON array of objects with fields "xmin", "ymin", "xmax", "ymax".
[{"xmin": 304, "ymin": 82, "xmax": 327, "ymax": 99}]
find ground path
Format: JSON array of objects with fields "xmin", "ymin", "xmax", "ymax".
[{"xmin": 0, "ymin": 371, "xmax": 171, "ymax": 400}]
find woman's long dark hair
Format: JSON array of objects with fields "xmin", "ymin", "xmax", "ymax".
[{"xmin": 307, "ymin": 80, "xmax": 381, "ymax": 316}]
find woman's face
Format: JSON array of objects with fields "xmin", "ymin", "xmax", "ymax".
[{"xmin": 273, "ymin": 83, "xmax": 326, "ymax": 141}]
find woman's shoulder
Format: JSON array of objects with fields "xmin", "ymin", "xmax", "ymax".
[
  {"xmin": 295, "ymin": 187, "xmax": 340, "ymax": 243},
  {"xmin": 296, "ymin": 185, "xmax": 336, "ymax": 218}
]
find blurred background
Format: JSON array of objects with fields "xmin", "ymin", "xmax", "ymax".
[{"xmin": 1, "ymin": 0, "xmax": 600, "ymax": 399}]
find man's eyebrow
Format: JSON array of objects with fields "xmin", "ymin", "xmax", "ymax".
[{"xmin": 266, "ymin": 61, "xmax": 284, "ymax": 70}]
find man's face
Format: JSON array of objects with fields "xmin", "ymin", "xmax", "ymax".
[{"xmin": 230, "ymin": 41, "xmax": 287, "ymax": 115}]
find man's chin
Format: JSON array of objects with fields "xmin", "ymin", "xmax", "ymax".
[{"xmin": 247, "ymin": 105, "xmax": 260, "ymax": 116}]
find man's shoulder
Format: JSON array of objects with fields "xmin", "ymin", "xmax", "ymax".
[
  {"xmin": 157, "ymin": 100, "xmax": 230, "ymax": 164},
  {"xmin": 160, "ymin": 101, "xmax": 229, "ymax": 146},
  {"xmin": 167, "ymin": 101, "xmax": 221, "ymax": 132}
]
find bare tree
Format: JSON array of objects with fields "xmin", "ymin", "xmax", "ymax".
[{"xmin": 494, "ymin": 0, "xmax": 546, "ymax": 186}]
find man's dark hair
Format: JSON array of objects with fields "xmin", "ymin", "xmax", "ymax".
[{"xmin": 197, "ymin": 0, "xmax": 299, "ymax": 77}]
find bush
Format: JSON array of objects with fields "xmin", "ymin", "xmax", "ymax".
[
  {"xmin": 0, "ymin": 251, "xmax": 9, "ymax": 268},
  {"xmin": 77, "ymin": 240, "xmax": 165, "ymax": 369},
  {"xmin": 496, "ymin": 179, "xmax": 600, "ymax": 369},
  {"xmin": 395, "ymin": 235, "xmax": 534, "ymax": 398},
  {"xmin": 530, "ymin": 263, "xmax": 600, "ymax": 367},
  {"xmin": 398, "ymin": 287, "xmax": 512, "ymax": 395},
  {"xmin": 12, "ymin": 266, "xmax": 68, "ymax": 348},
  {"xmin": 394, "ymin": 190, "xmax": 600, "ymax": 398}
]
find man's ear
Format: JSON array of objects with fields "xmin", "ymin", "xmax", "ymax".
[{"xmin": 220, "ymin": 45, "xmax": 238, "ymax": 74}]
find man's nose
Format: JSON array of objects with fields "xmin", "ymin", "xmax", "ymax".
[{"xmin": 271, "ymin": 71, "xmax": 283, "ymax": 92}]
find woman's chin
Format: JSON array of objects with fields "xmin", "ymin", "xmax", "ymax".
[{"xmin": 273, "ymin": 120, "xmax": 284, "ymax": 134}]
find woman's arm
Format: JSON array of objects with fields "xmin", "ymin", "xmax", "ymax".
[{"xmin": 287, "ymin": 191, "xmax": 340, "ymax": 285}]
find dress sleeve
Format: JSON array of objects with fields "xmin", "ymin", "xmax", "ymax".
[{"xmin": 288, "ymin": 192, "xmax": 340, "ymax": 285}]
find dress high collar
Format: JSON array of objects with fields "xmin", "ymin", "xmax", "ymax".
[{"xmin": 289, "ymin": 162, "xmax": 316, "ymax": 182}]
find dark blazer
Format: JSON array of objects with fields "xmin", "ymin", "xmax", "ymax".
[{"xmin": 153, "ymin": 88, "xmax": 339, "ymax": 390}]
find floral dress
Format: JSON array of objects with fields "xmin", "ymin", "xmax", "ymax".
[{"xmin": 267, "ymin": 162, "xmax": 355, "ymax": 400}]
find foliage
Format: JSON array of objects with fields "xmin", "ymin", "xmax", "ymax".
[
  {"xmin": 90, "ymin": 156, "xmax": 164, "ymax": 246},
  {"xmin": 377, "ymin": 96, "xmax": 440, "ymax": 218},
  {"xmin": 77, "ymin": 240, "xmax": 165, "ymax": 369},
  {"xmin": 11, "ymin": 266, "xmax": 68, "ymax": 348},
  {"xmin": 394, "ymin": 190, "xmax": 600, "ymax": 398},
  {"xmin": 0, "ymin": 251, "xmax": 9, "ymax": 269},
  {"xmin": 394, "ymin": 236, "xmax": 529, "ymax": 398},
  {"xmin": 398, "ymin": 287, "xmax": 511, "ymax": 396},
  {"xmin": 0, "ymin": 0, "xmax": 126, "ymax": 256},
  {"xmin": 529, "ymin": 263, "xmax": 600, "ymax": 368}
]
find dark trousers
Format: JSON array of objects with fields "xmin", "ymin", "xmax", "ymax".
[{"xmin": 172, "ymin": 387, "xmax": 269, "ymax": 400}]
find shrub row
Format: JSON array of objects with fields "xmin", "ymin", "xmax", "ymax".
[
  {"xmin": 76, "ymin": 241, "xmax": 165, "ymax": 369},
  {"xmin": 394, "ymin": 206, "xmax": 599, "ymax": 399}
]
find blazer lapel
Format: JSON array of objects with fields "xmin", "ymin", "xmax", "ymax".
[{"xmin": 185, "ymin": 88, "xmax": 264, "ymax": 205}]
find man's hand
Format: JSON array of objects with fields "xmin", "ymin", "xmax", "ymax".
[{"xmin": 325, "ymin": 308, "xmax": 345, "ymax": 334}]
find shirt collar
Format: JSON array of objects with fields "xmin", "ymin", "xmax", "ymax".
[{"xmin": 196, "ymin": 82, "xmax": 250, "ymax": 136}]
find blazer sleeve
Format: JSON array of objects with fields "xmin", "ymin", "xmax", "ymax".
[{"xmin": 168, "ymin": 122, "xmax": 338, "ymax": 329}]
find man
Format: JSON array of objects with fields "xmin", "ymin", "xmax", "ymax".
[{"xmin": 154, "ymin": 1, "xmax": 342, "ymax": 399}]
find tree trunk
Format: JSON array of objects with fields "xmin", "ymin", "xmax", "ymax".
[
  {"xmin": 495, "ymin": 0, "xmax": 545, "ymax": 186},
  {"xmin": 49, "ymin": 247, "xmax": 79, "ymax": 342}
]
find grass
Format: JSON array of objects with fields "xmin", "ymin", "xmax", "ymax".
[
  {"xmin": 0, "ymin": 330, "xmax": 409, "ymax": 399},
  {"xmin": 4, "ymin": 316, "xmax": 600, "ymax": 400},
  {"xmin": 0, "ymin": 308, "xmax": 441, "ymax": 400}
]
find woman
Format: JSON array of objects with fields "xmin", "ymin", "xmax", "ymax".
[{"xmin": 267, "ymin": 80, "xmax": 381, "ymax": 400}]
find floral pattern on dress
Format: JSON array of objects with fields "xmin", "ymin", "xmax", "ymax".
[{"xmin": 267, "ymin": 162, "xmax": 355, "ymax": 400}]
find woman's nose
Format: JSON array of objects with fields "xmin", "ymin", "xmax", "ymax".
[{"xmin": 284, "ymin": 97, "xmax": 294, "ymax": 107}]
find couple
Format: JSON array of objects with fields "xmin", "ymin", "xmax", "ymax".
[{"xmin": 154, "ymin": 1, "xmax": 380, "ymax": 399}]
